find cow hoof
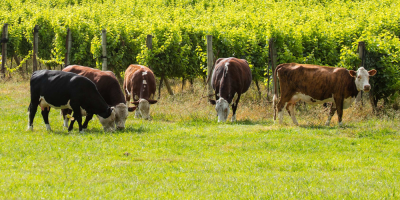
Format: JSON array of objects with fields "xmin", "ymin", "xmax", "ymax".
[
  {"xmin": 45, "ymin": 124, "xmax": 52, "ymax": 131},
  {"xmin": 339, "ymin": 122, "xmax": 344, "ymax": 126},
  {"xmin": 27, "ymin": 126, "xmax": 33, "ymax": 131},
  {"xmin": 325, "ymin": 121, "xmax": 330, "ymax": 126}
]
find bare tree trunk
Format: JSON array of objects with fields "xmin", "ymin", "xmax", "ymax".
[
  {"xmin": 164, "ymin": 76, "xmax": 174, "ymax": 95},
  {"xmin": 254, "ymin": 79, "xmax": 261, "ymax": 99},
  {"xmin": 158, "ymin": 76, "xmax": 164, "ymax": 99}
]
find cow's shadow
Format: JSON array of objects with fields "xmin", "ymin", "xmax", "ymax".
[
  {"xmin": 298, "ymin": 124, "xmax": 356, "ymax": 129},
  {"xmin": 230, "ymin": 119, "xmax": 272, "ymax": 126}
]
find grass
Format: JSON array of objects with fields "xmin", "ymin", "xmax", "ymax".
[{"xmin": 1, "ymin": 78, "xmax": 400, "ymax": 199}]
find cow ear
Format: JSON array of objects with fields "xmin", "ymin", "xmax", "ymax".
[
  {"xmin": 128, "ymin": 107, "xmax": 137, "ymax": 112},
  {"xmin": 148, "ymin": 100, "xmax": 158, "ymax": 104},
  {"xmin": 368, "ymin": 69, "xmax": 377, "ymax": 76},
  {"xmin": 131, "ymin": 101, "xmax": 139, "ymax": 105},
  {"xmin": 209, "ymin": 99, "xmax": 216, "ymax": 105},
  {"xmin": 349, "ymin": 70, "xmax": 357, "ymax": 77}
]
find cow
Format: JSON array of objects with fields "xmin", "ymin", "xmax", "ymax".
[
  {"xmin": 28, "ymin": 70, "xmax": 116, "ymax": 132},
  {"xmin": 209, "ymin": 57, "xmax": 252, "ymax": 122},
  {"xmin": 123, "ymin": 65, "xmax": 157, "ymax": 120},
  {"xmin": 272, "ymin": 63, "xmax": 377, "ymax": 126},
  {"xmin": 62, "ymin": 65, "xmax": 135, "ymax": 130}
]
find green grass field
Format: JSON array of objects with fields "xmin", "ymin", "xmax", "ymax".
[{"xmin": 1, "ymin": 80, "xmax": 400, "ymax": 199}]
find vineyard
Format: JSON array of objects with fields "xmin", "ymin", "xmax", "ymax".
[{"xmin": 1, "ymin": 0, "xmax": 400, "ymax": 102}]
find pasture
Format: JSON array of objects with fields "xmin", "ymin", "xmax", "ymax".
[{"xmin": 1, "ymin": 79, "xmax": 400, "ymax": 199}]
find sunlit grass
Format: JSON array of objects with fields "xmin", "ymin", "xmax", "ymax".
[{"xmin": 0, "ymin": 79, "xmax": 400, "ymax": 199}]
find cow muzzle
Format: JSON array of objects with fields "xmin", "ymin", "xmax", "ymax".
[{"xmin": 364, "ymin": 85, "xmax": 371, "ymax": 92}]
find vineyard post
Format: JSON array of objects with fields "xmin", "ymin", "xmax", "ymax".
[
  {"xmin": 32, "ymin": 25, "xmax": 39, "ymax": 72},
  {"xmin": 64, "ymin": 28, "xmax": 72, "ymax": 68},
  {"xmin": 101, "ymin": 29, "xmax": 107, "ymax": 71},
  {"xmin": 207, "ymin": 35, "xmax": 213, "ymax": 99},
  {"xmin": 269, "ymin": 38, "xmax": 278, "ymax": 96},
  {"xmin": 356, "ymin": 41, "xmax": 366, "ymax": 105},
  {"xmin": 1, "ymin": 23, "xmax": 8, "ymax": 79}
]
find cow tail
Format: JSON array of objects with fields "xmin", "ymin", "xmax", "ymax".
[{"xmin": 273, "ymin": 64, "xmax": 284, "ymax": 112}]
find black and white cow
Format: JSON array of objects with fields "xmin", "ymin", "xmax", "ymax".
[{"xmin": 28, "ymin": 70, "xmax": 116, "ymax": 132}]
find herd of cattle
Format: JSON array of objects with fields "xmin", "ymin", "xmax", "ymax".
[{"xmin": 27, "ymin": 57, "xmax": 377, "ymax": 132}]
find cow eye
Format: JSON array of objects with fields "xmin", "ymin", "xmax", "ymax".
[{"xmin": 357, "ymin": 76, "xmax": 361, "ymax": 79}]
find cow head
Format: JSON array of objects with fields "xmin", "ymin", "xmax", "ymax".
[
  {"xmin": 132, "ymin": 99, "xmax": 157, "ymax": 120},
  {"xmin": 349, "ymin": 67, "xmax": 377, "ymax": 92},
  {"xmin": 215, "ymin": 97, "xmax": 230, "ymax": 122},
  {"xmin": 114, "ymin": 103, "xmax": 129, "ymax": 130},
  {"xmin": 97, "ymin": 107, "xmax": 116, "ymax": 132}
]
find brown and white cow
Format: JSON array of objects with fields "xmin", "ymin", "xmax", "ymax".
[
  {"xmin": 123, "ymin": 64, "xmax": 157, "ymax": 120},
  {"xmin": 273, "ymin": 63, "xmax": 377, "ymax": 126},
  {"xmin": 62, "ymin": 65, "xmax": 135, "ymax": 130},
  {"xmin": 209, "ymin": 57, "xmax": 252, "ymax": 122}
]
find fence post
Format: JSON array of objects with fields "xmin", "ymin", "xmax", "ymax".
[
  {"xmin": 207, "ymin": 35, "xmax": 213, "ymax": 99},
  {"xmin": 1, "ymin": 23, "xmax": 8, "ymax": 79},
  {"xmin": 356, "ymin": 41, "xmax": 366, "ymax": 104},
  {"xmin": 32, "ymin": 25, "xmax": 39, "ymax": 72},
  {"xmin": 269, "ymin": 38, "xmax": 278, "ymax": 96},
  {"xmin": 64, "ymin": 28, "xmax": 72, "ymax": 68},
  {"xmin": 101, "ymin": 29, "xmax": 107, "ymax": 71}
]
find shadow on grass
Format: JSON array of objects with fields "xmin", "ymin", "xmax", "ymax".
[
  {"xmin": 231, "ymin": 119, "xmax": 273, "ymax": 126},
  {"xmin": 50, "ymin": 125, "xmax": 150, "ymax": 135},
  {"xmin": 298, "ymin": 124, "xmax": 356, "ymax": 129}
]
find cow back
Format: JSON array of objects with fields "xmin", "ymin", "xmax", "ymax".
[
  {"xmin": 123, "ymin": 65, "xmax": 156, "ymax": 100},
  {"xmin": 63, "ymin": 65, "xmax": 126, "ymax": 106},
  {"xmin": 212, "ymin": 58, "xmax": 252, "ymax": 103}
]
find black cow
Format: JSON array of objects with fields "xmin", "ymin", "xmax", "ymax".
[{"xmin": 28, "ymin": 70, "xmax": 116, "ymax": 132}]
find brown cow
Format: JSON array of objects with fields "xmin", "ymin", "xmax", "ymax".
[
  {"xmin": 123, "ymin": 65, "xmax": 157, "ymax": 120},
  {"xmin": 62, "ymin": 65, "xmax": 134, "ymax": 130},
  {"xmin": 273, "ymin": 63, "xmax": 377, "ymax": 126},
  {"xmin": 209, "ymin": 57, "xmax": 252, "ymax": 122}
]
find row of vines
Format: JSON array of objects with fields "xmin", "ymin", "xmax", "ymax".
[{"xmin": 1, "ymin": 0, "xmax": 400, "ymax": 103}]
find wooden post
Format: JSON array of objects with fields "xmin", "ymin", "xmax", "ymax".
[
  {"xmin": 101, "ymin": 29, "xmax": 107, "ymax": 71},
  {"xmin": 146, "ymin": 35, "xmax": 152, "ymax": 52},
  {"xmin": 207, "ymin": 35, "xmax": 213, "ymax": 99},
  {"xmin": 269, "ymin": 38, "xmax": 278, "ymax": 96},
  {"xmin": 1, "ymin": 23, "xmax": 8, "ymax": 79},
  {"xmin": 32, "ymin": 25, "xmax": 39, "ymax": 72},
  {"xmin": 356, "ymin": 41, "xmax": 366, "ymax": 104},
  {"xmin": 64, "ymin": 28, "xmax": 72, "ymax": 68}
]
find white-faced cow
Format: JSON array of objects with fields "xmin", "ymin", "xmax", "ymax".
[
  {"xmin": 209, "ymin": 57, "xmax": 252, "ymax": 122},
  {"xmin": 273, "ymin": 63, "xmax": 377, "ymax": 126},
  {"xmin": 28, "ymin": 70, "xmax": 116, "ymax": 132},
  {"xmin": 123, "ymin": 65, "xmax": 157, "ymax": 120},
  {"xmin": 62, "ymin": 65, "xmax": 135, "ymax": 130}
]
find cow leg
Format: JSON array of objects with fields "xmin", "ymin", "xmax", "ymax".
[
  {"xmin": 41, "ymin": 107, "xmax": 51, "ymax": 131},
  {"xmin": 325, "ymin": 103, "xmax": 337, "ymax": 126},
  {"xmin": 61, "ymin": 109, "xmax": 72, "ymax": 128},
  {"xmin": 68, "ymin": 103, "xmax": 84, "ymax": 132},
  {"xmin": 28, "ymin": 101, "xmax": 39, "ymax": 131},
  {"xmin": 286, "ymin": 103, "xmax": 298, "ymax": 125},
  {"xmin": 275, "ymin": 99, "xmax": 288, "ymax": 124},
  {"xmin": 82, "ymin": 113, "xmax": 94, "ymax": 130},
  {"xmin": 335, "ymin": 99, "xmax": 344, "ymax": 126},
  {"xmin": 231, "ymin": 93, "xmax": 241, "ymax": 122}
]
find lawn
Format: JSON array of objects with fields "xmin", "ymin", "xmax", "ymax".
[{"xmin": 1, "ymin": 80, "xmax": 400, "ymax": 199}]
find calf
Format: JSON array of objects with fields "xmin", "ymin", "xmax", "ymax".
[
  {"xmin": 28, "ymin": 70, "xmax": 116, "ymax": 132},
  {"xmin": 209, "ymin": 57, "xmax": 252, "ymax": 122},
  {"xmin": 62, "ymin": 65, "xmax": 134, "ymax": 130},
  {"xmin": 123, "ymin": 65, "xmax": 157, "ymax": 120},
  {"xmin": 273, "ymin": 63, "xmax": 377, "ymax": 126}
]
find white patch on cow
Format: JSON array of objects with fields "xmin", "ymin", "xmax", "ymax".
[
  {"xmin": 215, "ymin": 98, "xmax": 229, "ymax": 122},
  {"xmin": 343, "ymin": 96, "xmax": 356, "ymax": 109},
  {"xmin": 354, "ymin": 67, "xmax": 372, "ymax": 92},
  {"xmin": 224, "ymin": 62, "xmax": 229, "ymax": 77},
  {"xmin": 125, "ymin": 88, "xmax": 131, "ymax": 96},
  {"xmin": 115, "ymin": 103, "xmax": 128, "ymax": 129},
  {"xmin": 28, "ymin": 125, "xmax": 33, "ymax": 131},
  {"xmin": 45, "ymin": 124, "xmax": 51, "ymax": 131},
  {"xmin": 278, "ymin": 102, "xmax": 287, "ymax": 124},
  {"xmin": 289, "ymin": 93, "xmax": 334, "ymax": 105},
  {"xmin": 287, "ymin": 104, "xmax": 299, "ymax": 125},
  {"xmin": 138, "ymin": 99, "xmax": 151, "ymax": 120},
  {"xmin": 39, "ymin": 96, "xmax": 87, "ymax": 115},
  {"xmin": 97, "ymin": 108, "xmax": 116, "ymax": 132},
  {"xmin": 325, "ymin": 116, "xmax": 332, "ymax": 126},
  {"xmin": 143, "ymin": 79, "xmax": 147, "ymax": 84},
  {"xmin": 142, "ymin": 71, "xmax": 148, "ymax": 76}
]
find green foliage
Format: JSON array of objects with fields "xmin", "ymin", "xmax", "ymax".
[{"xmin": 1, "ymin": 0, "xmax": 400, "ymax": 103}]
